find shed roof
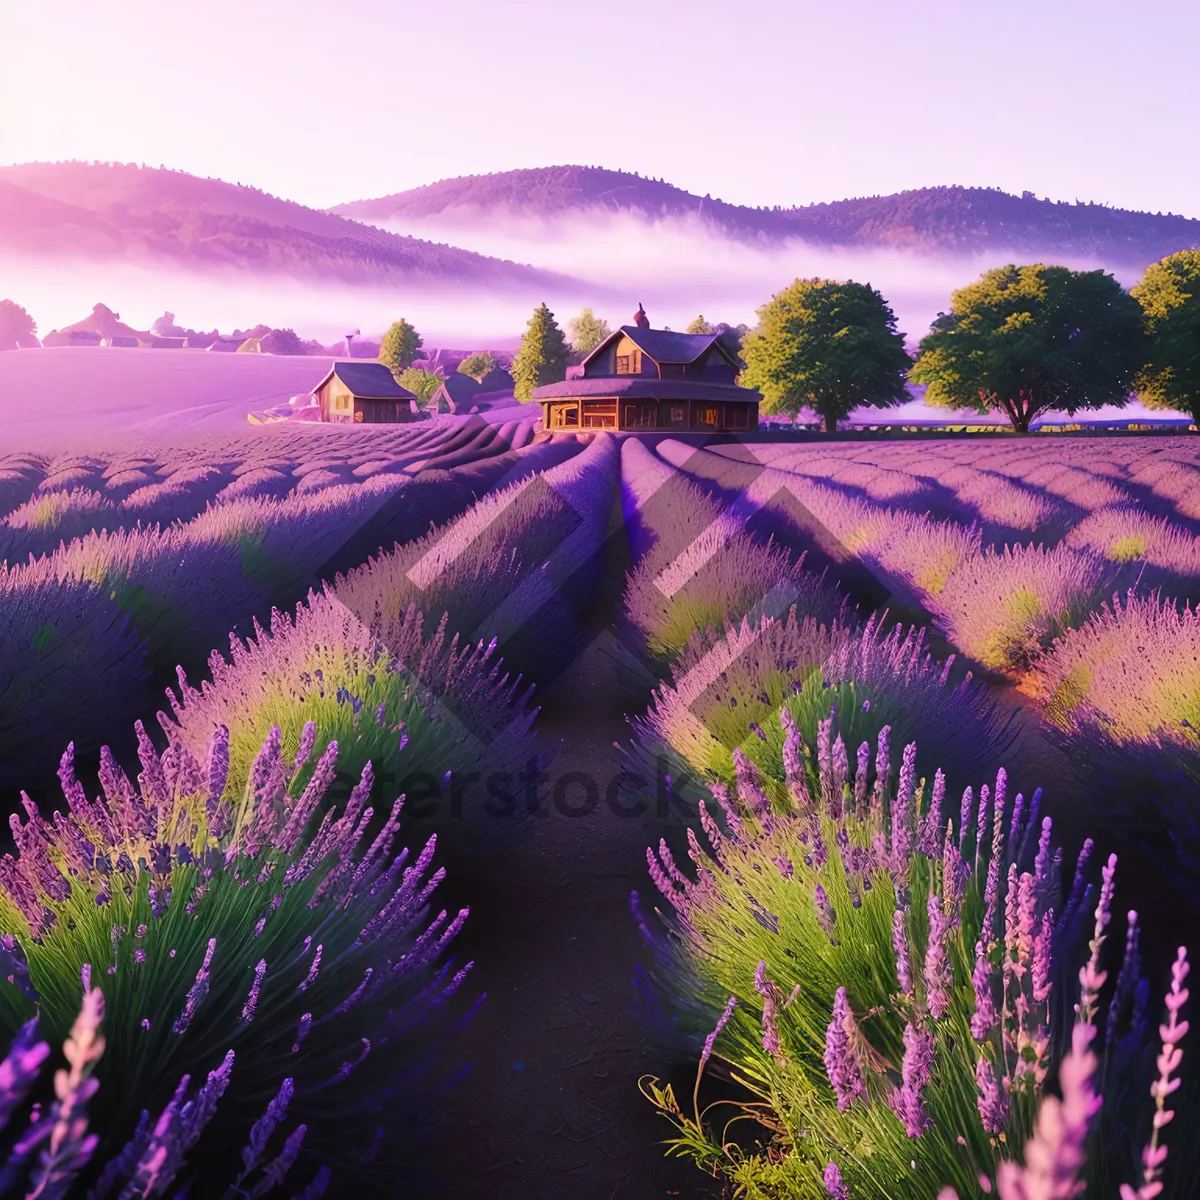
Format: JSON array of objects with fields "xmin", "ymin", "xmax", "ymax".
[
  {"xmin": 583, "ymin": 325, "xmax": 733, "ymax": 368},
  {"xmin": 317, "ymin": 362, "xmax": 418, "ymax": 400}
]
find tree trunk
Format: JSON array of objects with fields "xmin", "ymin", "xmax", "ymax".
[
  {"xmin": 1191, "ymin": 403, "xmax": 1200, "ymax": 432},
  {"xmin": 823, "ymin": 411, "xmax": 838, "ymax": 434}
]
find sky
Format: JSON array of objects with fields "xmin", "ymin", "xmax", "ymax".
[{"xmin": 1, "ymin": 0, "xmax": 1198, "ymax": 218}]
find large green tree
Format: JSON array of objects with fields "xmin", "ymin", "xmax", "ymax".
[
  {"xmin": 910, "ymin": 263, "xmax": 1146, "ymax": 433},
  {"xmin": 379, "ymin": 318, "xmax": 423, "ymax": 375},
  {"xmin": 739, "ymin": 279, "xmax": 911, "ymax": 433},
  {"xmin": 512, "ymin": 303, "xmax": 567, "ymax": 400},
  {"xmin": 457, "ymin": 352, "xmax": 499, "ymax": 381},
  {"xmin": 0, "ymin": 299, "xmax": 37, "ymax": 351},
  {"xmin": 567, "ymin": 308, "xmax": 611, "ymax": 356},
  {"xmin": 1132, "ymin": 249, "xmax": 1200, "ymax": 429},
  {"xmin": 397, "ymin": 367, "xmax": 443, "ymax": 408},
  {"xmin": 685, "ymin": 314, "xmax": 715, "ymax": 335}
]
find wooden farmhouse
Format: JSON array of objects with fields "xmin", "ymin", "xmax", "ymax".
[
  {"xmin": 531, "ymin": 315, "xmax": 760, "ymax": 432},
  {"xmin": 312, "ymin": 362, "xmax": 422, "ymax": 423}
]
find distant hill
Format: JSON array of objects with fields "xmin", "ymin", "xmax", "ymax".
[
  {"xmin": 0, "ymin": 162, "xmax": 580, "ymax": 290},
  {"xmin": 333, "ymin": 166, "xmax": 1200, "ymax": 267}
]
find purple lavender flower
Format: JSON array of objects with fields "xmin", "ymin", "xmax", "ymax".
[
  {"xmin": 853, "ymin": 740, "xmax": 871, "ymax": 818},
  {"xmin": 890, "ymin": 1023, "xmax": 934, "ymax": 1138},
  {"xmin": 824, "ymin": 1160, "xmax": 851, "ymax": 1199},
  {"xmin": 173, "ymin": 938, "xmax": 216, "ymax": 1035},
  {"xmin": 971, "ymin": 941, "xmax": 996, "ymax": 1041},
  {"xmin": 1032, "ymin": 912, "xmax": 1054, "ymax": 1005},
  {"xmin": 0, "ymin": 1020, "xmax": 50, "ymax": 1132},
  {"xmin": 892, "ymin": 909, "xmax": 913, "ymax": 995},
  {"xmin": 699, "ymin": 995, "xmax": 738, "ymax": 1076},
  {"xmin": 824, "ymin": 987, "xmax": 864, "ymax": 1111},
  {"xmin": 1106, "ymin": 911, "xmax": 1142, "ymax": 1048},
  {"xmin": 925, "ymin": 889, "xmax": 952, "ymax": 1019},
  {"xmin": 976, "ymin": 1054, "xmax": 1010, "ymax": 1133},
  {"xmin": 814, "ymin": 885, "xmax": 838, "ymax": 945},
  {"xmin": 241, "ymin": 960, "xmax": 267, "ymax": 1023},
  {"xmin": 239, "ymin": 1076, "xmax": 294, "ymax": 1179},
  {"xmin": 754, "ymin": 961, "xmax": 785, "ymax": 1063}
]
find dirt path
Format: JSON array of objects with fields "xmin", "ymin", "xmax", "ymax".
[{"xmin": 417, "ymin": 495, "xmax": 716, "ymax": 1199}]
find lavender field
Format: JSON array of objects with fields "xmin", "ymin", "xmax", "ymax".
[{"xmin": 0, "ymin": 419, "xmax": 1197, "ymax": 1199}]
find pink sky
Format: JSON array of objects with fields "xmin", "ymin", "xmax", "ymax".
[{"xmin": 1, "ymin": 0, "xmax": 1197, "ymax": 218}]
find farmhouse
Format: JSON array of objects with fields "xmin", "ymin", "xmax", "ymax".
[
  {"xmin": 531, "ymin": 314, "xmax": 760, "ymax": 432},
  {"xmin": 312, "ymin": 362, "xmax": 422, "ymax": 423}
]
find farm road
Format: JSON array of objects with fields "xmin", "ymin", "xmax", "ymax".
[{"xmin": 417, "ymin": 493, "xmax": 714, "ymax": 1199}]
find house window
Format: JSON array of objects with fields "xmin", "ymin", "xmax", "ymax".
[
  {"xmin": 616, "ymin": 351, "xmax": 640, "ymax": 375},
  {"xmin": 667, "ymin": 404, "xmax": 686, "ymax": 425},
  {"xmin": 697, "ymin": 406, "xmax": 719, "ymax": 426},
  {"xmin": 727, "ymin": 405, "xmax": 748, "ymax": 429},
  {"xmin": 552, "ymin": 405, "xmax": 579, "ymax": 427},
  {"xmin": 624, "ymin": 403, "xmax": 657, "ymax": 428}
]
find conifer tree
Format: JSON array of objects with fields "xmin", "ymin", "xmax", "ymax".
[
  {"xmin": 512, "ymin": 303, "xmax": 567, "ymax": 400},
  {"xmin": 567, "ymin": 308, "xmax": 611, "ymax": 355}
]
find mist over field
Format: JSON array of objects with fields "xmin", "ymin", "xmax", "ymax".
[{"xmin": 365, "ymin": 208, "xmax": 1150, "ymax": 343}]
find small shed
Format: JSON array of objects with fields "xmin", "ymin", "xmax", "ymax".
[
  {"xmin": 428, "ymin": 373, "xmax": 481, "ymax": 415},
  {"xmin": 312, "ymin": 362, "xmax": 422, "ymax": 424}
]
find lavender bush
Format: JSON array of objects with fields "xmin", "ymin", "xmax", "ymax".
[
  {"xmin": 634, "ymin": 606, "xmax": 1018, "ymax": 802},
  {"xmin": 158, "ymin": 589, "xmax": 546, "ymax": 853},
  {"xmin": 0, "ymin": 489, "xmax": 122, "ymax": 564},
  {"xmin": 0, "ymin": 723, "xmax": 474, "ymax": 1192},
  {"xmin": 929, "ymin": 544, "xmax": 1110, "ymax": 677},
  {"xmin": 635, "ymin": 711, "xmax": 1186, "ymax": 1198}
]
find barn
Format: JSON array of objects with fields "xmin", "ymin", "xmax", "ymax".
[{"xmin": 312, "ymin": 362, "xmax": 423, "ymax": 423}]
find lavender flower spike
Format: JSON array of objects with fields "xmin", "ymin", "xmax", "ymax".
[
  {"xmin": 0, "ymin": 1019, "xmax": 50, "ymax": 1132},
  {"xmin": 239, "ymin": 1076, "xmax": 294, "ymax": 1180},
  {"xmin": 925, "ymin": 888, "xmax": 952, "ymax": 1019},
  {"xmin": 892, "ymin": 909, "xmax": 913, "ymax": 996},
  {"xmin": 970, "ymin": 941, "xmax": 996, "ymax": 1041},
  {"xmin": 173, "ymin": 938, "xmax": 216, "ymax": 1035},
  {"xmin": 996, "ymin": 1018, "xmax": 1101, "ymax": 1198},
  {"xmin": 814, "ymin": 885, "xmax": 838, "ymax": 945},
  {"xmin": 754, "ymin": 961, "xmax": 785, "ymax": 1063},
  {"xmin": 976, "ymin": 1054, "xmax": 1010, "ymax": 1134},
  {"xmin": 1120, "ymin": 948, "xmax": 1190, "ymax": 1200},
  {"xmin": 699, "ymin": 996, "xmax": 738, "ymax": 1076},
  {"xmin": 824, "ymin": 987, "xmax": 864, "ymax": 1111},
  {"xmin": 824, "ymin": 1160, "xmax": 851, "ymax": 1200},
  {"xmin": 1079, "ymin": 854, "xmax": 1118, "ymax": 1023}
]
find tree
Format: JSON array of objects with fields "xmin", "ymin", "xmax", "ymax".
[
  {"xmin": 910, "ymin": 264, "xmax": 1146, "ymax": 433},
  {"xmin": 713, "ymin": 321, "xmax": 750, "ymax": 368},
  {"xmin": 567, "ymin": 308, "xmax": 612, "ymax": 356},
  {"xmin": 457, "ymin": 352, "xmax": 499, "ymax": 381},
  {"xmin": 260, "ymin": 328, "xmax": 308, "ymax": 355},
  {"xmin": 686, "ymin": 314, "xmax": 715, "ymax": 335},
  {"xmin": 0, "ymin": 300, "xmax": 36, "ymax": 351},
  {"xmin": 397, "ymin": 367, "xmax": 444, "ymax": 408},
  {"xmin": 379, "ymin": 319, "xmax": 423, "ymax": 376},
  {"xmin": 512, "ymin": 303, "xmax": 567, "ymax": 400},
  {"xmin": 739, "ymin": 279, "xmax": 911, "ymax": 433},
  {"xmin": 1132, "ymin": 250, "xmax": 1200, "ymax": 429}
]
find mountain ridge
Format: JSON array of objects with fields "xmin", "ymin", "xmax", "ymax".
[
  {"xmin": 0, "ymin": 161, "xmax": 581, "ymax": 291},
  {"xmin": 332, "ymin": 166, "xmax": 1200, "ymax": 267}
]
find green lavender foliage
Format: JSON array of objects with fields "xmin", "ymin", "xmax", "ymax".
[
  {"xmin": 0, "ymin": 723, "xmax": 474, "ymax": 1193},
  {"xmin": 637, "ymin": 710, "xmax": 1086, "ymax": 1198}
]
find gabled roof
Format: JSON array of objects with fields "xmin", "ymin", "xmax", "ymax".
[
  {"xmin": 582, "ymin": 325, "xmax": 735, "ymax": 369},
  {"xmin": 316, "ymin": 361, "xmax": 418, "ymax": 400},
  {"xmin": 434, "ymin": 374, "xmax": 483, "ymax": 402}
]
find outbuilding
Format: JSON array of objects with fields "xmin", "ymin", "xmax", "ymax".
[{"xmin": 312, "ymin": 362, "xmax": 423, "ymax": 423}]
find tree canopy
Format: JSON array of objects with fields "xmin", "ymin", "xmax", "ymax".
[
  {"xmin": 457, "ymin": 352, "xmax": 499, "ymax": 381},
  {"xmin": 0, "ymin": 300, "xmax": 37, "ymax": 350},
  {"xmin": 379, "ymin": 319, "xmax": 423, "ymax": 376},
  {"xmin": 397, "ymin": 367, "xmax": 443, "ymax": 407},
  {"xmin": 910, "ymin": 263, "xmax": 1147, "ymax": 432},
  {"xmin": 739, "ymin": 279, "xmax": 911, "ymax": 432},
  {"xmin": 685, "ymin": 315, "xmax": 715, "ymax": 335},
  {"xmin": 1132, "ymin": 250, "xmax": 1200, "ymax": 428},
  {"xmin": 567, "ymin": 308, "xmax": 611, "ymax": 356},
  {"xmin": 512, "ymin": 303, "xmax": 567, "ymax": 400}
]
